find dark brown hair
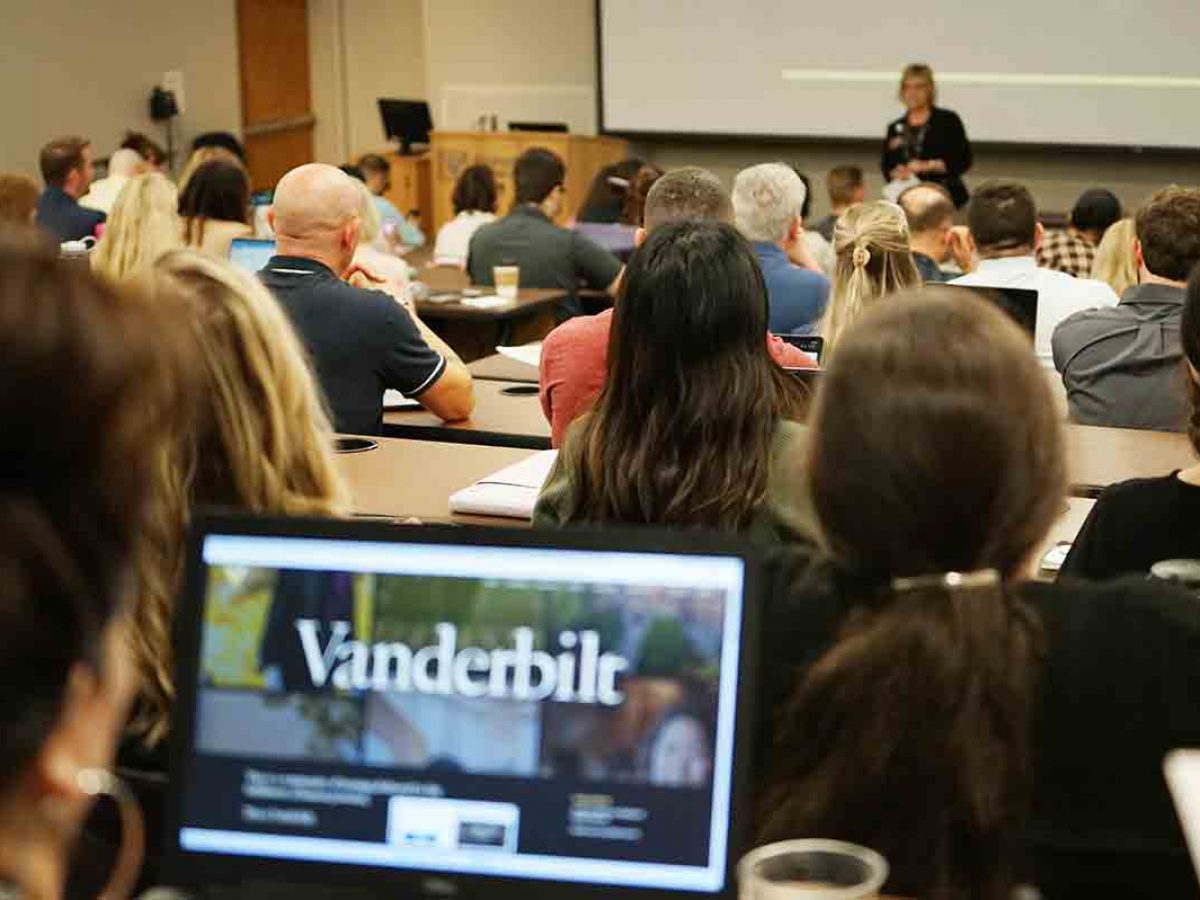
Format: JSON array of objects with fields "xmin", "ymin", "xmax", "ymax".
[
  {"xmin": 0, "ymin": 174, "xmax": 40, "ymax": 225},
  {"xmin": 178, "ymin": 159, "xmax": 251, "ymax": 246},
  {"xmin": 759, "ymin": 290, "xmax": 1065, "ymax": 900},
  {"xmin": 561, "ymin": 221, "xmax": 801, "ymax": 529},
  {"xmin": 642, "ymin": 167, "xmax": 732, "ymax": 230},
  {"xmin": 452, "ymin": 164, "xmax": 498, "ymax": 214},
  {"xmin": 826, "ymin": 165, "xmax": 864, "ymax": 206},
  {"xmin": 0, "ymin": 234, "xmax": 194, "ymax": 795},
  {"xmin": 514, "ymin": 147, "xmax": 566, "ymax": 206},
  {"xmin": 968, "ymin": 181, "xmax": 1038, "ymax": 254},
  {"xmin": 898, "ymin": 182, "xmax": 955, "ymax": 235},
  {"xmin": 1135, "ymin": 187, "xmax": 1200, "ymax": 283},
  {"xmin": 619, "ymin": 164, "xmax": 664, "ymax": 226},
  {"xmin": 1179, "ymin": 262, "xmax": 1200, "ymax": 454},
  {"xmin": 121, "ymin": 131, "xmax": 167, "ymax": 167},
  {"xmin": 39, "ymin": 136, "xmax": 89, "ymax": 187}
]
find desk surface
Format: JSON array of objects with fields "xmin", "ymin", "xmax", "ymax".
[
  {"xmin": 407, "ymin": 247, "xmax": 566, "ymax": 321},
  {"xmin": 335, "ymin": 435, "xmax": 534, "ymax": 525},
  {"xmin": 469, "ymin": 353, "xmax": 539, "ymax": 383},
  {"xmin": 383, "ymin": 379, "xmax": 552, "ymax": 449},
  {"xmin": 1065, "ymin": 424, "xmax": 1193, "ymax": 497}
]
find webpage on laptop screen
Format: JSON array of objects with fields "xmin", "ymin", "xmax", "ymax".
[{"xmin": 177, "ymin": 534, "xmax": 746, "ymax": 893}]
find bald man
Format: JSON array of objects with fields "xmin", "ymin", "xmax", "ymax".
[
  {"xmin": 261, "ymin": 164, "xmax": 472, "ymax": 434},
  {"xmin": 897, "ymin": 182, "xmax": 967, "ymax": 283}
]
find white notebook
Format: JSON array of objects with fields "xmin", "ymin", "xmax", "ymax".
[
  {"xmin": 383, "ymin": 390, "xmax": 421, "ymax": 410},
  {"xmin": 497, "ymin": 342, "xmax": 543, "ymax": 368},
  {"xmin": 449, "ymin": 450, "xmax": 558, "ymax": 520}
]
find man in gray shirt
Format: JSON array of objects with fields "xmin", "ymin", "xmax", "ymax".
[
  {"xmin": 467, "ymin": 147, "xmax": 622, "ymax": 320},
  {"xmin": 1052, "ymin": 187, "xmax": 1200, "ymax": 431}
]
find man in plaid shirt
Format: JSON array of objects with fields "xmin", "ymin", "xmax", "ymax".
[{"xmin": 1037, "ymin": 188, "xmax": 1122, "ymax": 277}]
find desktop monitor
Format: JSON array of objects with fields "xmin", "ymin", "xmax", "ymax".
[
  {"xmin": 164, "ymin": 516, "xmax": 762, "ymax": 899},
  {"xmin": 378, "ymin": 99, "xmax": 433, "ymax": 154},
  {"xmin": 229, "ymin": 238, "xmax": 276, "ymax": 274},
  {"xmin": 933, "ymin": 284, "xmax": 1039, "ymax": 338}
]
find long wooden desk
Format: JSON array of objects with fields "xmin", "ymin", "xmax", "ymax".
[
  {"xmin": 469, "ymin": 352, "xmax": 539, "ymax": 383},
  {"xmin": 1065, "ymin": 424, "xmax": 1192, "ymax": 498},
  {"xmin": 334, "ymin": 435, "xmax": 534, "ymax": 525},
  {"xmin": 383, "ymin": 379, "xmax": 552, "ymax": 450}
]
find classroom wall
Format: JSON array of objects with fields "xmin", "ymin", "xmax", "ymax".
[{"xmin": 0, "ymin": 2, "xmax": 242, "ymax": 176}]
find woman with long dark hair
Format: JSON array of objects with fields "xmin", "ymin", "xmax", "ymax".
[
  {"xmin": 534, "ymin": 220, "xmax": 813, "ymax": 542},
  {"xmin": 178, "ymin": 159, "xmax": 252, "ymax": 258},
  {"xmin": 757, "ymin": 289, "xmax": 1200, "ymax": 898}
]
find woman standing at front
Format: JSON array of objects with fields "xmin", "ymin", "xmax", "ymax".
[{"xmin": 881, "ymin": 64, "xmax": 973, "ymax": 208}]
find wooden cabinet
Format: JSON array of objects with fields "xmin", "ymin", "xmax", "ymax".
[{"xmin": 377, "ymin": 153, "xmax": 433, "ymax": 238}]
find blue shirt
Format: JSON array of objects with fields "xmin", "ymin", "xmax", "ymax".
[
  {"xmin": 36, "ymin": 186, "xmax": 105, "ymax": 243},
  {"xmin": 753, "ymin": 242, "xmax": 830, "ymax": 334},
  {"xmin": 372, "ymin": 195, "xmax": 425, "ymax": 247}
]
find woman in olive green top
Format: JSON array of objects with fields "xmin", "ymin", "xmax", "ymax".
[{"xmin": 534, "ymin": 221, "xmax": 817, "ymax": 545}]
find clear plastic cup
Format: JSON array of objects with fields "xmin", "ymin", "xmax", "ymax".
[
  {"xmin": 493, "ymin": 265, "xmax": 520, "ymax": 298},
  {"xmin": 739, "ymin": 839, "xmax": 889, "ymax": 900}
]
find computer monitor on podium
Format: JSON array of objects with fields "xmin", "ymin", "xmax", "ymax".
[{"xmin": 378, "ymin": 99, "xmax": 432, "ymax": 155}]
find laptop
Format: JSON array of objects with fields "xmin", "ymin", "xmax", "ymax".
[
  {"xmin": 933, "ymin": 284, "xmax": 1039, "ymax": 338},
  {"xmin": 229, "ymin": 238, "xmax": 277, "ymax": 274},
  {"xmin": 164, "ymin": 516, "xmax": 762, "ymax": 899}
]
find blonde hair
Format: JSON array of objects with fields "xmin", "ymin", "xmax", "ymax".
[
  {"xmin": 91, "ymin": 173, "xmax": 181, "ymax": 282},
  {"xmin": 353, "ymin": 177, "xmax": 382, "ymax": 243},
  {"xmin": 130, "ymin": 250, "xmax": 350, "ymax": 743},
  {"xmin": 178, "ymin": 145, "xmax": 245, "ymax": 195},
  {"xmin": 823, "ymin": 201, "xmax": 921, "ymax": 359},
  {"xmin": 1090, "ymin": 217, "xmax": 1138, "ymax": 297},
  {"xmin": 899, "ymin": 63, "xmax": 937, "ymax": 105}
]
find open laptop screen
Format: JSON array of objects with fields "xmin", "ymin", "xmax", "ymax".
[
  {"xmin": 228, "ymin": 238, "xmax": 276, "ymax": 274},
  {"xmin": 167, "ymin": 519, "xmax": 756, "ymax": 897}
]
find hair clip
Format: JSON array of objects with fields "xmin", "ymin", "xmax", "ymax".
[{"xmin": 890, "ymin": 568, "xmax": 1001, "ymax": 593}]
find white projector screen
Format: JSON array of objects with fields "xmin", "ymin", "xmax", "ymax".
[{"xmin": 598, "ymin": 0, "xmax": 1200, "ymax": 149}]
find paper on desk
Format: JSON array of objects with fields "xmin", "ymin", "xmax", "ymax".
[
  {"xmin": 448, "ymin": 450, "xmax": 558, "ymax": 520},
  {"xmin": 460, "ymin": 294, "xmax": 513, "ymax": 310},
  {"xmin": 496, "ymin": 342, "xmax": 543, "ymax": 368},
  {"xmin": 383, "ymin": 390, "xmax": 421, "ymax": 410}
]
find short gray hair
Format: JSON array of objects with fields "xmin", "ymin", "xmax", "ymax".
[{"xmin": 732, "ymin": 163, "xmax": 807, "ymax": 243}]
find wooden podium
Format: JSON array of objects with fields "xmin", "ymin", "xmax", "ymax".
[{"xmin": 429, "ymin": 131, "xmax": 630, "ymax": 232}]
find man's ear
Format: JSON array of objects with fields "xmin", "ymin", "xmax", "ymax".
[
  {"xmin": 1033, "ymin": 221, "xmax": 1045, "ymax": 251},
  {"xmin": 787, "ymin": 215, "xmax": 802, "ymax": 244},
  {"xmin": 634, "ymin": 227, "xmax": 647, "ymax": 248},
  {"xmin": 343, "ymin": 218, "xmax": 361, "ymax": 251},
  {"xmin": 1134, "ymin": 237, "xmax": 1145, "ymax": 270},
  {"xmin": 267, "ymin": 208, "xmax": 277, "ymax": 232}
]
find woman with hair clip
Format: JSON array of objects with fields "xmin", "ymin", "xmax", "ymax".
[
  {"xmin": 0, "ymin": 234, "xmax": 195, "ymax": 900},
  {"xmin": 820, "ymin": 200, "xmax": 920, "ymax": 360},
  {"xmin": 1061, "ymin": 262, "xmax": 1200, "ymax": 580},
  {"xmin": 90, "ymin": 173, "xmax": 182, "ymax": 283},
  {"xmin": 757, "ymin": 290, "xmax": 1200, "ymax": 898},
  {"xmin": 80, "ymin": 250, "xmax": 351, "ymax": 892},
  {"xmin": 534, "ymin": 220, "xmax": 816, "ymax": 544}
]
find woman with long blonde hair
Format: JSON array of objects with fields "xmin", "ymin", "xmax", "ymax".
[
  {"xmin": 1090, "ymin": 216, "xmax": 1138, "ymax": 297},
  {"xmin": 130, "ymin": 250, "xmax": 350, "ymax": 747},
  {"xmin": 91, "ymin": 172, "xmax": 182, "ymax": 282},
  {"xmin": 822, "ymin": 200, "xmax": 920, "ymax": 358}
]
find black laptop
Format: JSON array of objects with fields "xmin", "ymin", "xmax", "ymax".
[
  {"xmin": 164, "ymin": 516, "xmax": 763, "ymax": 899},
  {"xmin": 934, "ymin": 284, "xmax": 1039, "ymax": 338}
]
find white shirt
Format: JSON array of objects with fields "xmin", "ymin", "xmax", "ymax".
[
  {"xmin": 433, "ymin": 210, "xmax": 496, "ymax": 267},
  {"xmin": 79, "ymin": 175, "xmax": 130, "ymax": 215},
  {"xmin": 950, "ymin": 256, "xmax": 1118, "ymax": 368}
]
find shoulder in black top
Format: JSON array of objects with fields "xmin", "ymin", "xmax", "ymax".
[
  {"xmin": 259, "ymin": 256, "xmax": 444, "ymax": 435},
  {"xmin": 757, "ymin": 564, "xmax": 1200, "ymax": 897},
  {"xmin": 880, "ymin": 106, "xmax": 973, "ymax": 207},
  {"xmin": 1060, "ymin": 472, "xmax": 1200, "ymax": 581}
]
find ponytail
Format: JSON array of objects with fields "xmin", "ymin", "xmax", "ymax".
[{"xmin": 758, "ymin": 570, "xmax": 1043, "ymax": 900}]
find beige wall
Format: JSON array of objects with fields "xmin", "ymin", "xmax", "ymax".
[{"xmin": 0, "ymin": 2, "xmax": 241, "ymax": 177}]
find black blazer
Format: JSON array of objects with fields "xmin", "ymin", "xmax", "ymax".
[{"xmin": 880, "ymin": 106, "xmax": 973, "ymax": 207}]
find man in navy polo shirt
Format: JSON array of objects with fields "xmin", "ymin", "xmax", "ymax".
[
  {"xmin": 732, "ymin": 163, "xmax": 830, "ymax": 335},
  {"xmin": 261, "ymin": 164, "xmax": 473, "ymax": 435},
  {"xmin": 35, "ymin": 137, "xmax": 105, "ymax": 242}
]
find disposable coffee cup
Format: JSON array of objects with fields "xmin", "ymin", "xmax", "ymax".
[
  {"xmin": 739, "ymin": 840, "xmax": 888, "ymax": 900},
  {"xmin": 493, "ymin": 265, "xmax": 520, "ymax": 299}
]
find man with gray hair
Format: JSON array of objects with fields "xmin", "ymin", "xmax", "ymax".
[
  {"xmin": 261, "ymin": 163, "xmax": 473, "ymax": 434},
  {"xmin": 732, "ymin": 163, "xmax": 830, "ymax": 334},
  {"xmin": 538, "ymin": 166, "xmax": 814, "ymax": 446}
]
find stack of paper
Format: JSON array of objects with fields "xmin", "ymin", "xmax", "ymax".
[
  {"xmin": 496, "ymin": 342, "xmax": 543, "ymax": 367},
  {"xmin": 383, "ymin": 390, "xmax": 421, "ymax": 410},
  {"xmin": 449, "ymin": 450, "xmax": 558, "ymax": 519}
]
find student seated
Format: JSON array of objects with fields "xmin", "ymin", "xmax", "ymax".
[
  {"xmin": 1037, "ymin": 188, "xmax": 1122, "ymax": 278},
  {"xmin": 950, "ymin": 180, "xmax": 1118, "ymax": 368},
  {"xmin": 1061, "ymin": 262, "xmax": 1200, "ymax": 579},
  {"xmin": 433, "ymin": 164, "xmax": 498, "ymax": 267},
  {"xmin": 0, "ymin": 173, "xmax": 40, "ymax": 227},
  {"xmin": 120, "ymin": 131, "xmax": 168, "ymax": 172},
  {"xmin": 820, "ymin": 200, "xmax": 920, "ymax": 361},
  {"xmin": 575, "ymin": 163, "xmax": 663, "ymax": 263},
  {"xmin": 260, "ymin": 164, "xmax": 472, "ymax": 433},
  {"xmin": 80, "ymin": 148, "xmax": 148, "ymax": 216},
  {"xmin": 897, "ymin": 182, "xmax": 964, "ymax": 283},
  {"xmin": 576, "ymin": 158, "xmax": 645, "ymax": 223},
  {"xmin": 534, "ymin": 220, "xmax": 816, "ymax": 546},
  {"xmin": 732, "ymin": 163, "xmax": 831, "ymax": 334},
  {"xmin": 813, "ymin": 164, "xmax": 864, "ymax": 242},
  {"xmin": 757, "ymin": 290, "xmax": 1200, "ymax": 899},
  {"xmin": 358, "ymin": 153, "xmax": 425, "ymax": 248},
  {"xmin": 178, "ymin": 159, "xmax": 253, "ymax": 257},
  {"xmin": 1090, "ymin": 216, "xmax": 1138, "ymax": 297},
  {"xmin": 1053, "ymin": 187, "xmax": 1200, "ymax": 430},
  {"xmin": 90, "ymin": 173, "xmax": 182, "ymax": 283},
  {"xmin": 36, "ymin": 136, "xmax": 106, "ymax": 241},
  {"xmin": 468, "ymin": 147, "xmax": 622, "ymax": 319},
  {"xmin": 0, "ymin": 234, "xmax": 193, "ymax": 900},
  {"xmin": 539, "ymin": 166, "xmax": 816, "ymax": 447}
]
